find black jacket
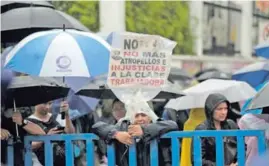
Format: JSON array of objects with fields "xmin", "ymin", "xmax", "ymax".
[
  {"xmin": 193, "ymin": 93, "xmax": 238, "ymax": 166},
  {"xmin": 93, "ymin": 119, "xmax": 178, "ymax": 166}
]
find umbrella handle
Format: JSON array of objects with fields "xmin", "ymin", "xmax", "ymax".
[
  {"xmin": 62, "ymin": 77, "xmax": 66, "ymax": 120},
  {"xmin": 13, "ymin": 100, "xmax": 19, "ymax": 138},
  {"xmin": 61, "ymin": 112, "xmax": 65, "ymax": 119}
]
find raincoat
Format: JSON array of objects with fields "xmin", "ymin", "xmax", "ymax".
[
  {"xmin": 193, "ymin": 93, "xmax": 238, "ymax": 166},
  {"xmin": 238, "ymin": 113, "xmax": 269, "ymax": 165},
  {"xmin": 180, "ymin": 108, "xmax": 206, "ymax": 166}
]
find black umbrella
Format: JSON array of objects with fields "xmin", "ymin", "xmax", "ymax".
[
  {"xmin": 2, "ymin": 76, "xmax": 69, "ymax": 140},
  {"xmin": 1, "ymin": 6, "xmax": 90, "ymax": 44},
  {"xmin": 168, "ymin": 67, "xmax": 193, "ymax": 88},
  {"xmin": 196, "ymin": 71, "xmax": 232, "ymax": 82},
  {"xmin": 1, "ymin": 1, "xmax": 54, "ymax": 13},
  {"xmin": 76, "ymin": 82, "xmax": 185, "ymax": 99},
  {"xmin": 3, "ymin": 76, "xmax": 70, "ymax": 108},
  {"xmin": 168, "ymin": 67, "xmax": 193, "ymax": 81},
  {"xmin": 194, "ymin": 68, "xmax": 219, "ymax": 78}
]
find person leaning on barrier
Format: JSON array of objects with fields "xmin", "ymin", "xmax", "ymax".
[
  {"xmin": 1, "ymin": 109, "xmax": 45, "ymax": 166},
  {"xmin": 192, "ymin": 93, "xmax": 238, "ymax": 166},
  {"xmin": 92, "ymin": 107, "xmax": 178, "ymax": 166},
  {"xmin": 26, "ymin": 101, "xmax": 75, "ymax": 166}
]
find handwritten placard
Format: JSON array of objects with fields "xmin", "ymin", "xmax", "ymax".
[{"xmin": 107, "ymin": 33, "xmax": 173, "ymax": 89}]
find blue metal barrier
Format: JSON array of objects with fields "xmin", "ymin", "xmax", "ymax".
[
  {"xmin": 7, "ymin": 138, "xmax": 14, "ymax": 166},
  {"xmin": 24, "ymin": 134, "xmax": 98, "ymax": 166},
  {"xmin": 5, "ymin": 130, "xmax": 268, "ymax": 166},
  {"xmin": 152, "ymin": 130, "xmax": 267, "ymax": 166}
]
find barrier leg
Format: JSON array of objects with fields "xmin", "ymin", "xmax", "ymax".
[
  {"xmin": 86, "ymin": 140, "xmax": 95, "ymax": 166},
  {"xmin": 150, "ymin": 139, "xmax": 159, "ymax": 166},
  {"xmin": 107, "ymin": 144, "xmax": 116, "ymax": 166},
  {"xmin": 7, "ymin": 138, "xmax": 14, "ymax": 166},
  {"xmin": 237, "ymin": 136, "xmax": 246, "ymax": 166},
  {"xmin": 65, "ymin": 139, "xmax": 74, "ymax": 166},
  {"xmin": 171, "ymin": 137, "xmax": 180, "ymax": 166},
  {"xmin": 193, "ymin": 136, "xmax": 202, "ymax": 166},
  {"xmin": 216, "ymin": 136, "xmax": 224, "ymax": 166},
  {"xmin": 129, "ymin": 141, "xmax": 137, "ymax": 166},
  {"xmin": 24, "ymin": 139, "xmax": 33, "ymax": 166}
]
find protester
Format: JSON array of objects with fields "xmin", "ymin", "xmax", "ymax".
[
  {"xmin": 1, "ymin": 109, "xmax": 45, "ymax": 166},
  {"xmin": 162, "ymin": 108, "xmax": 189, "ymax": 131},
  {"xmin": 27, "ymin": 101, "xmax": 75, "ymax": 165},
  {"xmin": 193, "ymin": 93, "xmax": 238, "ymax": 166},
  {"xmin": 181, "ymin": 108, "xmax": 206, "ymax": 166},
  {"xmin": 238, "ymin": 109, "xmax": 269, "ymax": 165},
  {"xmin": 92, "ymin": 107, "xmax": 178, "ymax": 166},
  {"xmin": 111, "ymin": 99, "xmax": 127, "ymax": 124}
]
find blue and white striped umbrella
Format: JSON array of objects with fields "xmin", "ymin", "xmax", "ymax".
[
  {"xmin": 255, "ymin": 41, "xmax": 269, "ymax": 59},
  {"xmin": 4, "ymin": 29, "xmax": 111, "ymax": 77},
  {"xmin": 232, "ymin": 61, "xmax": 269, "ymax": 88}
]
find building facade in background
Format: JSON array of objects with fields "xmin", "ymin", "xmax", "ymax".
[
  {"xmin": 201, "ymin": 1, "xmax": 269, "ymax": 57},
  {"xmin": 100, "ymin": 0, "xmax": 269, "ymax": 58}
]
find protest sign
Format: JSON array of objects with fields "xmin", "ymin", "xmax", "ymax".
[
  {"xmin": 107, "ymin": 32, "xmax": 175, "ymax": 89},
  {"xmin": 106, "ymin": 32, "xmax": 176, "ymax": 119}
]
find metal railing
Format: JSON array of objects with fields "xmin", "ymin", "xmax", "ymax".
[{"xmin": 4, "ymin": 130, "xmax": 267, "ymax": 166}]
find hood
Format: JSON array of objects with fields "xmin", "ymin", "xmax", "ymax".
[{"xmin": 205, "ymin": 93, "xmax": 230, "ymax": 122}]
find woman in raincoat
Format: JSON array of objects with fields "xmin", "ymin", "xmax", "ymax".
[{"xmin": 180, "ymin": 108, "xmax": 206, "ymax": 166}]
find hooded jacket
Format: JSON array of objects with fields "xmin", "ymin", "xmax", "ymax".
[
  {"xmin": 193, "ymin": 93, "xmax": 238, "ymax": 166},
  {"xmin": 92, "ymin": 119, "xmax": 178, "ymax": 166}
]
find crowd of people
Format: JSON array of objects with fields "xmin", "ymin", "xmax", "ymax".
[{"xmin": 1, "ymin": 92, "xmax": 269, "ymax": 166}]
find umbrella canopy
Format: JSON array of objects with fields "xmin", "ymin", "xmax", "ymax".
[
  {"xmin": 165, "ymin": 79, "xmax": 256, "ymax": 110},
  {"xmin": 196, "ymin": 70, "xmax": 231, "ymax": 82},
  {"xmin": 169, "ymin": 67, "xmax": 193, "ymax": 80},
  {"xmin": 51, "ymin": 77, "xmax": 100, "ymax": 120},
  {"xmin": 1, "ymin": 7, "xmax": 90, "ymax": 44},
  {"xmin": 1, "ymin": 69, "xmax": 14, "ymax": 99},
  {"xmin": 240, "ymin": 82, "xmax": 268, "ymax": 115},
  {"xmin": 4, "ymin": 29, "xmax": 110, "ymax": 77},
  {"xmin": 168, "ymin": 67, "xmax": 193, "ymax": 88},
  {"xmin": 3, "ymin": 76, "xmax": 70, "ymax": 108},
  {"xmin": 76, "ymin": 81, "xmax": 185, "ymax": 99},
  {"xmin": 194, "ymin": 68, "xmax": 219, "ymax": 78},
  {"xmin": 232, "ymin": 61, "xmax": 269, "ymax": 88},
  {"xmin": 1, "ymin": 1, "xmax": 54, "ymax": 13},
  {"xmin": 247, "ymin": 82, "xmax": 269, "ymax": 110},
  {"xmin": 255, "ymin": 41, "xmax": 269, "ymax": 59}
]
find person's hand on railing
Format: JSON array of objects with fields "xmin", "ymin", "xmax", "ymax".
[
  {"xmin": 114, "ymin": 131, "xmax": 133, "ymax": 145},
  {"xmin": 128, "ymin": 125, "xmax": 143, "ymax": 137},
  {"xmin": 47, "ymin": 127, "xmax": 63, "ymax": 135},
  {"xmin": 1, "ymin": 128, "xmax": 11, "ymax": 140}
]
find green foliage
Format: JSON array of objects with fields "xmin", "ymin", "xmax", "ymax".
[
  {"xmin": 52, "ymin": 1, "xmax": 194, "ymax": 54},
  {"xmin": 126, "ymin": 1, "xmax": 194, "ymax": 54},
  {"xmin": 52, "ymin": 1, "xmax": 99, "ymax": 32}
]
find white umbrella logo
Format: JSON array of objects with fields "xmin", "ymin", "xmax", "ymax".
[{"xmin": 56, "ymin": 56, "xmax": 71, "ymax": 69}]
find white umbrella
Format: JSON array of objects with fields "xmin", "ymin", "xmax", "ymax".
[{"xmin": 165, "ymin": 79, "xmax": 256, "ymax": 110}]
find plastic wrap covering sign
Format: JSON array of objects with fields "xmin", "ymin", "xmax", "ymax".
[{"xmin": 107, "ymin": 32, "xmax": 176, "ymax": 118}]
